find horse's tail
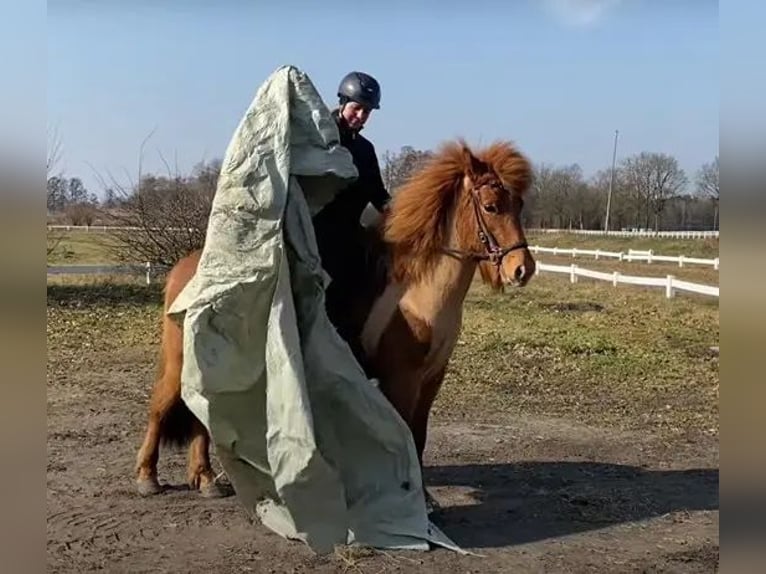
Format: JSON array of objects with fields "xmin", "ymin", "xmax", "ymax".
[
  {"xmin": 154, "ymin": 248, "xmax": 207, "ymax": 449},
  {"xmin": 159, "ymin": 395, "xmax": 198, "ymax": 448}
]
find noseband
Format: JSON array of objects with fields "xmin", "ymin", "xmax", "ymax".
[{"xmin": 442, "ymin": 185, "xmax": 528, "ymax": 265}]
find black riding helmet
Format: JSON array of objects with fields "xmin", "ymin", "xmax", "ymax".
[{"xmin": 337, "ymin": 71, "xmax": 381, "ymax": 110}]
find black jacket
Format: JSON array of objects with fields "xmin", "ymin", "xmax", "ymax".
[
  {"xmin": 312, "ymin": 111, "xmax": 390, "ymax": 279},
  {"xmin": 313, "ymin": 111, "xmax": 390, "ymax": 235}
]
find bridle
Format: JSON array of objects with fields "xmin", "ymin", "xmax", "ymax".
[{"xmin": 441, "ymin": 184, "xmax": 528, "ymax": 266}]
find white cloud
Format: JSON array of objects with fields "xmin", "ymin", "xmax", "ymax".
[{"xmin": 542, "ymin": 0, "xmax": 625, "ymax": 28}]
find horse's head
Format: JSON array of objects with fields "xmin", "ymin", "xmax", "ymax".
[
  {"xmin": 452, "ymin": 142, "xmax": 535, "ymax": 289},
  {"xmin": 383, "ymin": 139, "xmax": 535, "ymax": 288}
]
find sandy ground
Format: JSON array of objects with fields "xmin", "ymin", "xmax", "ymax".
[{"xmin": 47, "ymin": 362, "xmax": 718, "ymax": 573}]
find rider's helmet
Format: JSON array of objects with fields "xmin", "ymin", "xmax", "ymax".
[{"xmin": 337, "ymin": 71, "xmax": 381, "ymax": 110}]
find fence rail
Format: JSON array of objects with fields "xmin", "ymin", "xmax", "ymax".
[
  {"xmin": 535, "ymin": 262, "xmax": 719, "ymax": 299},
  {"xmin": 528, "ymin": 245, "xmax": 719, "ymax": 269},
  {"xmin": 529, "ymin": 228, "xmax": 719, "ymax": 239},
  {"xmin": 47, "ymin": 262, "xmax": 158, "ymax": 284}
]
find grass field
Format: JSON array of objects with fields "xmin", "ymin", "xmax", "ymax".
[
  {"xmin": 47, "ymin": 230, "xmax": 720, "ymax": 434},
  {"xmin": 443, "ymin": 276, "xmax": 718, "ymax": 437},
  {"xmin": 47, "ymin": 268, "xmax": 718, "ymax": 438},
  {"xmin": 47, "ymin": 230, "xmax": 114, "ymax": 265}
]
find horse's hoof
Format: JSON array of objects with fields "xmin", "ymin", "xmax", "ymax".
[
  {"xmin": 136, "ymin": 478, "xmax": 163, "ymax": 496},
  {"xmin": 199, "ymin": 482, "xmax": 227, "ymax": 498}
]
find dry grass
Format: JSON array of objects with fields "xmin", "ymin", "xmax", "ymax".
[
  {"xmin": 436, "ymin": 274, "xmax": 718, "ymax": 439},
  {"xmin": 47, "ymin": 267, "xmax": 719, "ymax": 445},
  {"xmin": 47, "ymin": 230, "xmax": 115, "ymax": 265}
]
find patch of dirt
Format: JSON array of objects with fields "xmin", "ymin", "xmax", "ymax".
[
  {"xmin": 47, "ymin": 353, "xmax": 719, "ymax": 573},
  {"xmin": 539, "ymin": 301, "xmax": 606, "ymax": 313}
]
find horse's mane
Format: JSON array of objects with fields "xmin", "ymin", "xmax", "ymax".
[{"xmin": 382, "ymin": 139, "xmax": 531, "ymax": 284}]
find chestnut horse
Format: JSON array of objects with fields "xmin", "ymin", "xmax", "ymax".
[{"xmin": 135, "ymin": 139, "xmax": 535, "ymax": 502}]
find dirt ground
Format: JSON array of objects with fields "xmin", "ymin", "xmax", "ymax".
[
  {"xmin": 47, "ymin": 359, "xmax": 718, "ymax": 573},
  {"xmin": 46, "ymin": 274, "xmax": 719, "ymax": 572}
]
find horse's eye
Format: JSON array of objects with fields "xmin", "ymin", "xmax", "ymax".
[{"xmin": 483, "ymin": 203, "xmax": 499, "ymax": 214}]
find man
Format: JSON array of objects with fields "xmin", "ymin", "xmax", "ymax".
[{"xmin": 312, "ymin": 71, "xmax": 391, "ymax": 361}]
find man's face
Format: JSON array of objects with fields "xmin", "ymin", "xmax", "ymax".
[{"xmin": 340, "ymin": 101, "xmax": 372, "ymax": 130}]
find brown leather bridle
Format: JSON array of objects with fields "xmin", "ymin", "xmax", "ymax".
[{"xmin": 442, "ymin": 184, "xmax": 528, "ymax": 266}]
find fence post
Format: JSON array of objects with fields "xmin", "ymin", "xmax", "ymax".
[
  {"xmin": 572, "ymin": 248, "xmax": 577, "ymax": 259},
  {"xmin": 612, "ymin": 271, "xmax": 619, "ymax": 286},
  {"xmin": 570, "ymin": 264, "xmax": 577, "ymax": 283},
  {"xmin": 145, "ymin": 262, "xmax": 152, "ymax": 285},
  {"xmin": 714, "ymin": 257, "xmax": 719, "ymax": 270},
  {"xmin": 678, "ymin": 255, "xmax": 684, "ymax": 268},
  {"xmin": 595, "ymin": 249, "xmax": 600, "ymax": 260},
  {"xmin": 619, "ymin": 252, "xmax": 624, "ymax": 262},
  {"xmin": 648, "ymin": 250, "xmax": 653, "ymax": 264},
  {"xmin": 666, "ymin": 275, "xmax": 675, "ymax": 298},
  {"xmin": 553, "ymin": 247, "xmax": 558, "ymax": 256}
]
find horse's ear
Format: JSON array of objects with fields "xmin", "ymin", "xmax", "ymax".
[{"xmin": 461, "ymin": 143, "xmax": 484, "ymax": 179}]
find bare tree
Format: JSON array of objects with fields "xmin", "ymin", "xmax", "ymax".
[
  {"xmin": 528, "ymin": 163, "xmax": 588, "ymax": 228},
  {"xmin": 590, "ymin": 168, "xmax": 631, "ymax": 231},
  {"xmin": 382, "ymin": 146, "xmax": 433, "ymax": 193},
  {"xmin": 696, "ymin": 155, "xmax": 719, "ymax": 230},
  {"xmin": 97, "ymin": 158, "xmax": 220, "ymax": 266},
  {"xmin": 620, "ymin": 152, "xmax": 687, "ymax": 231}
]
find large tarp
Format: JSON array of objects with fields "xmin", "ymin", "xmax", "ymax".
[{"xmin": 167, "ymin": 65, "xmax": 463, "ymax": 555}]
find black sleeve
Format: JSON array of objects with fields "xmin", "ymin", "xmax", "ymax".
[{"xmin": 366, "ymin": 142, "xmax": 391, "ymax": 212}]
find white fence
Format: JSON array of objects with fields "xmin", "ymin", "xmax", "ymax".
[
  {"xmin": 535, "ymin": 262, "xmax": 718, "ymax": 299},
  {"xmin": 529, "ymin": 228, "xmax": 719, "ymax": 239},
  {"xmin": 528, "ymin": 245, "xmax": 719, "ymax": 270},
  {"xmin": 47, "ymin": 262, "xmax": 157, "ymax": 284}
]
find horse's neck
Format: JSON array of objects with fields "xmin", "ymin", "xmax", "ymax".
[
  {"xmin": 359, "ymin": 251, "xmax": 476, "ymax": 369},
  {"xmin": 400, "ymin": 254, "xmax": 476, "ymax": 322}
]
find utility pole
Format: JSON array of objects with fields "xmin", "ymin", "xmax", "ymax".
[{"xmin": 604, "ymin": 129, "xmax": 619, "ymax": 233}]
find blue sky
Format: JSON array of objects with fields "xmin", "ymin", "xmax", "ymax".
[{"xmin": 46, "ymin": 0, "xmax": 719, "ymax": 196}]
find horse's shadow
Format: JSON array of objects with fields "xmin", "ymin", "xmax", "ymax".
[{"xmin": 424, "ymin": 461, "xmax": 718, "ymax": 548}]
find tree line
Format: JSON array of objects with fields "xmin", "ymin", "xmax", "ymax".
[
  {"xmin": 46, "ymin": 141, "xmax": 718, "ymax": 265},
  {"xmin": 382, "ymin": 146, "xmax": 719, "ymax": 232}
]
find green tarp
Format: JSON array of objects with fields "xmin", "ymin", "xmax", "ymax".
[{"xmin": 168, "ymin": 65, "xmax": 463, "ymax": 555}]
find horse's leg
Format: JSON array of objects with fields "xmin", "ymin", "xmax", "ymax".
[
  {"xmin": 379, "ymin": 372, "xmax": 422, "ymax": 431},
  {"xmin": 135, "ymin": 311, "xmax": 199, "ymax": 495},
  {"xmin": 186, "ymin": 418, "xmax": 225, "ymax": 498},
  {"xmin": 411, "ymin": 368, "xmax": 446, "ymax": 466},
  {"xmin": 411, "ymin": 367, "xmax": 447, "ymax": 513},
  {"xmin": 135, "ymin": 364, "xmax": 179, "ymax": 496}
]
